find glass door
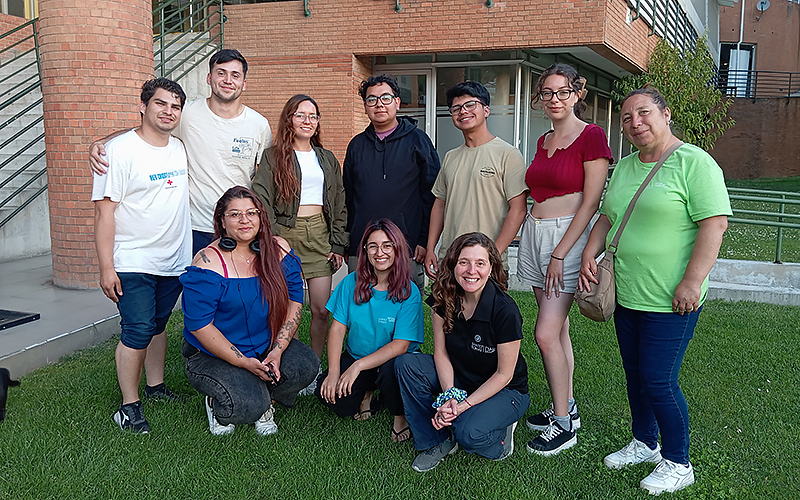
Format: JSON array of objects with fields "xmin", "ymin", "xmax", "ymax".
[{"xmin": 381, "ymin": 70, "xmax": 435, "ymax": 140}]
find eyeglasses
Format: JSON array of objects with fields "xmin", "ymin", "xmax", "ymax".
[
  {"xmin": 448, "ymin": 100, "xmax": 484, "ymax": 116},
  {"xmin": 539, "ymin": 89, "xmax": 575, "ymax": 101},
  {"xmin": 224, "ymin": 208, "xmax": 261, "ymax": 220},
  {"xmin": 364, "ymin": 94, "xmax": 397, "ymax": 107},
  {"xmin": 293, "ymin": 112, "xmax": 319, "ymax": 123},
  {"xmin": 364, "ymin": 241, "xmax": 395, "ymax": 254}
]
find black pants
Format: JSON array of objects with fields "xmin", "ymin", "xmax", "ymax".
[{"xmin": 315, "ymin": 351, "xmax": 404, "ymax": 417}]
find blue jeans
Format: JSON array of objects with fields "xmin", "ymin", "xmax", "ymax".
[
  {"xmin": 613, "ymin": 304, "xmax": 702, "ymax": 464},
  {"xmin": 182, "ymin": 339, "xmax": 319, "ymax": 425},
  {"xmin": 116, "ymin": 273, "xmax": 182, "ymax": 350},
  {"xmin": 395, "ymin": 352, "xmax": 529, "ymax": 459}
]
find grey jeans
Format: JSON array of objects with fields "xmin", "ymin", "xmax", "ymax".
[{"xmin": 182, "ymin": 339, "xmax": 319, "ymax": 425}]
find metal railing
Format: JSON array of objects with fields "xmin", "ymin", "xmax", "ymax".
[
  {"xmin": 153, "ymin": 0, "xmax": 224, "ymax": 81},
  {"xmin": 727, "ymin": 187, "xmax": 800, "ymax": 264},
  {"xmin": 715, "ymin": 69, "xmax": 800, "ymax": 102},
  {"xmin": 0, "ymin": 18, "xmax": 46, "ymax": 229}
]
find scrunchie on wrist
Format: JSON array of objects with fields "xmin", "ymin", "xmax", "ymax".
[{"xmin": 432, "ymin": 387, "xmax": 468, "ymax": 408}]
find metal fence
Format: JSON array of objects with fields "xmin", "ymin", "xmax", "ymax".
[
  {"xmin": 0, "ymin": 18, "xmax": 46, "ymax": 230},
  {"xmin": 153, "ymin": 0, "xmax": 224, "ymax": 81},
  {"xmin": 715, "ymin": 69, "xmax": 800, "ymax": 102},
  {"xmin": 727, "ymin": 187, "xmax": 800, "ymax": 264}
]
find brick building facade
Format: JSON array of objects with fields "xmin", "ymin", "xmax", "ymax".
[{"xmin": 1, "ymin": 0, "xmax": 724, "ymax": 287}]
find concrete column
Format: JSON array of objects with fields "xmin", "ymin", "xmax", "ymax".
[{"xmin": 38, "ymin": 0, "xmax": 153, "ymax": 288}]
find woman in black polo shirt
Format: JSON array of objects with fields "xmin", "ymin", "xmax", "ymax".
[{"xmin": 395, "ymin": 232, "xmax": 530, "ymax": 472}]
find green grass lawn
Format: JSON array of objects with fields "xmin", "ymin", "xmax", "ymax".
[
  {"xmin": 2, "ymin": 296, "xmax": 798, "ymax": 499},
  {"xmin": 722, "ymin": 176, "xmax": 800, "ymax": 263}
]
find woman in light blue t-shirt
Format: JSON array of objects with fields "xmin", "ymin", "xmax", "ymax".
[{"xmin": 315, "ymin": 218, "xmax": 424, "ymax": 443}]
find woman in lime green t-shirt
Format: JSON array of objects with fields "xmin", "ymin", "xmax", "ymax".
[{"xmin": 578, "ymin": 86, "xmax": 731, "ymax": 496}]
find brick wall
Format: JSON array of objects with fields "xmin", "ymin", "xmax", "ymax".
[
  {"xmin": 0, "ymin": 14, "xmax": 34, "ymax": 55},
  {"xmin": 720, "ymin": 3, "xmax": 800, "ymax": 73},
  {"xmin": 224, "ymin": 0, "xmax": 651, "ymax": 160},
  {"xmin": 710, "ymin": 98, "xmax": 800, "ymax": 179},
  {"xmin": 39, "ymin": 0, "xmax": 154, "ymax": 288}
]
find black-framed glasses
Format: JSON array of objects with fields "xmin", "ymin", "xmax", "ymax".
[
  {"xmin": 539, "ymin": 89, "xmax": 575, "ymax": 101},
  {"xmin": 224, "ymin": 208, "xmax": 261, "ymax": 220},
  {"xmin": 293, "ymin": 112, "xmax": 319, "ymax": 123},
  {"xmin": 364, "ymin": 94, "xmax": 397, "ymax": 107},
  {"xmin": 448, "ymin": 100, "xmax": 484, "ymax": 116},
  {"xmin": 364, "ymin": 241, "xmax": 395, "ymax": 254}
]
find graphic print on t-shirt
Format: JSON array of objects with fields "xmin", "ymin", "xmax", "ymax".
[{"xmin": 232, "ymin": 137, "xmax": 254, "ymax": 158}]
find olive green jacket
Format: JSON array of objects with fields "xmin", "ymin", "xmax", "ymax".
[{"xmin": 253, "ymin": 145, "xmax": 348, "ymax": 256}]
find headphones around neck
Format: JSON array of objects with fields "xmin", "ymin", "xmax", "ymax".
[{"xmin": 219, "ymin": 236, "xmax": 260, "ymax": 254}]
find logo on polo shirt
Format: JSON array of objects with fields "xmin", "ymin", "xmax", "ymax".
[{"xmin": 471, "ymin": 334, "xmax": 495, "ymax": 354}]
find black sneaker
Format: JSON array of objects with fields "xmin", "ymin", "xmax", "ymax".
[
  {"xmin": 526, "ymin": 420, "xmax": 576, "ymax": 456},
  {"xmin": 113, "ymin": 400, "xmax": 150, "ymax": 433},
  {"xmin": 144, "ymin": 383, "xmax": 183, "ymax": 401},
  {"xmin": 526, "ymin": 404, "xmax": 581, "ymax": 432}
]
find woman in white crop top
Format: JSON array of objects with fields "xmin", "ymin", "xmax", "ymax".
[{"xmin": 253, "ymin": 95, "xmax": 348, "ymax": 396}]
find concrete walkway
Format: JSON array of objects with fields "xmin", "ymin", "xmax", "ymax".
[
  {"xmin": 0, "ymin": 254, "xmax": 119, "ymax": 379},
  {"xmin": 1, "ymin": 252, "xmax": 798, "ymax": 380}
]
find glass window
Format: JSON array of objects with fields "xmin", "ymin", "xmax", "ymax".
[{"xmin": 435, "ymin": 65, "xmax": 516, "ymax": 155}]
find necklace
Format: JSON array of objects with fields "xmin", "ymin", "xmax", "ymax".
[{"xmin": 233, "ymin": 249, "xmax": 253, "ymax": 265}]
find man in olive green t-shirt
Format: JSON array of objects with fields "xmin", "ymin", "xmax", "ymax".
[{"xmin": 424, "ymin": 81, "xmax": 528, "ymax": 277}]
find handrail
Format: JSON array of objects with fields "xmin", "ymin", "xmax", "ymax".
[
  {"xmin": 153, "ymin": 0, "xmax": 224, "ymax": 80},
  {"xmin": 715, "ymin": 69, "xmax": 800, "ymax": 102},
  {"xmin": 725, "ymin": 186, "xmax": 800, "ymax": 263},
  {"xmin": 0, "ymin": 18, "xmax": 46, "ymax": 231}
]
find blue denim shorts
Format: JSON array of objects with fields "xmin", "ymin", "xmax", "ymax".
[{"xmin": 116, "ymin": 273, "xmax": 182, "ymax": 349}]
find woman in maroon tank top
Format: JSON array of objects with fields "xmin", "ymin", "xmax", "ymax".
[{"xmin": 518, "ymin": 63, "xmax": 612, "ymax": 456}]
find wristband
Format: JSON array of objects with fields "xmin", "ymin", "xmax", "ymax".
[
  {"xmin": 550, "ymin": 254, "xmax": 564, "ymax": 261},
  {"xmin": 432, "ymin": 387, "xmax": 468, "ymax": 408},
  {"xmin": 464, "ymin": 399, "xmax": 473, "ymax": 408}
]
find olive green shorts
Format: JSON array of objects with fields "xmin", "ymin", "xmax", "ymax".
[{"xmin": 279, "ymin": 213, "xmax": 334, "ymax": 279}]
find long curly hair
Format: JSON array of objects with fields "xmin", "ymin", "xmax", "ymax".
[
  {"xmin": 272, "ymin": 94, "xmax": 323, "ymax": 203},
  {"xmin": 354, "ymin": 218, "xmax": 412, "ymax": 305},
  {"xmin": 531, "ymin": 63, "xmax": 587, "ymax": 120},
  {"xmin": 213, "ymin": 186, "xmax": 290, "ymax": 344},
  {"xmin": 431, "ymin": 232, "xmax": 507, "ymax": 333}
]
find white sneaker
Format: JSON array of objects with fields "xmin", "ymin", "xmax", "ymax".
[
  {"xmin": 604, "ymin": 438, "xmax": 662, "ymax": 469},
  {"xmin": 254, "ymin": 405, "xmax": 278, "ymax": 436},
  {"xmin": 298, "ymin": 365, "xmax": 322, "ymax": 397},
  {"xmin": 205, "ymin": 396, "xmax": 235, "ymax": 436},
  {"xmin": 640, "ymin": 459, "xmax": 695, "ymax": 495}
]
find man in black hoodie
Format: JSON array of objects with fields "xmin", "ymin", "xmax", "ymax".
[{"xmin": 343, "ymin": 75, "xmax": 440, "ymax": 288}]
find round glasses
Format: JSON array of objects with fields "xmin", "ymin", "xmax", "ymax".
[
  {"xmin": 364, "ymin": 94, "xmax": 397, "ymax": 107},
  {"xmin": 539, "ymin": 89, "xmax": 575, "ymax": 101},
  {"xmin": 224, "ymin": 208, "xmax": 261, "ymax": 220},
  {"xmin": 293, "ymin": 112, "xmax": 319, "ymax": 123},
  {"xmin": 448, "ymin": 100, "xmax": 484, "ymax": 116},
  {"xmin": 364, "ymin": 241, "xmax": 395, "ymax": 254}
]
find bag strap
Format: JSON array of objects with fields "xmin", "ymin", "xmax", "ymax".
[{"xmin": 607, "ymin": 141, "xmax": 684, "ymax": 254}]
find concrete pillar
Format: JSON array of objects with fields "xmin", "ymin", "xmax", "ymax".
[{"xmin": 38, "ymin": 0, "xmax": 153, "ymax": 288}]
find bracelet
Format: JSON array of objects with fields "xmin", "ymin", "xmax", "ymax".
[
  {"xmin": 432, "ymin": 387, "xmax": 468, "ymax": 408},
  {"xmin": 464, "ymin": 399, "xmax": 473, "ymax": 408},
  {"xmin": 550, "ymin": 254, "xmax": 564, "ymax": 261}
]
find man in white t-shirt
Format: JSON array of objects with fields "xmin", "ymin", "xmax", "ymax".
[
  {"xmin": 90, "ymin": 49, "xmax": 272, "ymax": 255},
  {"xmin": 93, "ymin": 78, "xmax": 192, "ymax": 433}
]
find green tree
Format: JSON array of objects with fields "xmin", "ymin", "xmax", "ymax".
[{"xmin": 612, "ymin": 34, "xmax": 735, "ymax": 151}]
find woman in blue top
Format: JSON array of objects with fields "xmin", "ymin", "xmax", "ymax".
[
  {"xmin": 316, "ymin": 218, "xmax": 424, "ymax": 443},
  {"xmin": 181, "ymin": 186, "xmax": 320, "ymax": 436}
]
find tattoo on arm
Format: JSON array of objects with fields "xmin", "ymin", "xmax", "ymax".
[
  {"xmin": 199, "ymin": 250, "xmax": 210, "ymax": 263},
  {"xmin": 276, "ymin": 306, "xmax": 302, "ymax": 349},
  {"xmin": 230, "ymin": 346, "xmax": 243, "ymax": 358}
]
